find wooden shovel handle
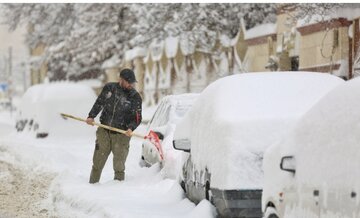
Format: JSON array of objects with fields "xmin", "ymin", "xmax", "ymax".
[{"xmin": 60, "ymin": 113, "xmax": 144, "ymax": 139}]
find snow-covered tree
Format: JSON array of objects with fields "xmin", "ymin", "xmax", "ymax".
[
  {"xmin": 132, "ymin": 3, "xmax": 276, "ymax": 53},
  {"xmin": 1, "ymin": 4, "xmax": 75, "ymax": 50},
  {"xmin": 47, "ymin": 4, "xmax": 137, "ymax": 80},
  {"xmin": 1, "ymin": 3, "xmax": 138, "ymax": 81},
  {"xmin": 0, "ymin": 3, "xmax": 277, "ymax": 81},
  {"xmin": 281, "ymin": 3, "xmax": 344, "ymax": 26}
]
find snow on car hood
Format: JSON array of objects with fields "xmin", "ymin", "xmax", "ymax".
[{"xmin": 175, "ymin": 72, "xmax": 344, "ymax": 189}]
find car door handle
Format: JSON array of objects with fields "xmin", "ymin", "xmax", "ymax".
[{"xmin": 351, "ymin": 191, "xmax": 356, "ymax": 198}]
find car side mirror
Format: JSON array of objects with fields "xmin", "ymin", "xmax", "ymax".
[
  {"xmin": 280, "ymin": 156, "xmax": 296, "ymax": 174},
  {"xmin": 173, "ymin": 138, "xmax": 191, "ymax": 152}
]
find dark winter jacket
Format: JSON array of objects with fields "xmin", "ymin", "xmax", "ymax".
[{"xmin": 88, "ymin": 82, "xmax": 142, "ymax": 131}]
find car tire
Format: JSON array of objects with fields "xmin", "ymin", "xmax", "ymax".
[{"xmin": 264, "ymin": 207, "xmax": 279, "ymax": 218}]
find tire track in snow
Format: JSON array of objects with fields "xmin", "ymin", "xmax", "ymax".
[{"xmin": 0, "ymin": 160, "xmax": 56, "ymax": 218}]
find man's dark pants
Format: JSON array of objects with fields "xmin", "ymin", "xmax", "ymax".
[{"xmin": 89, "ymin": 127, "xmax": 130, "ymax": 183}]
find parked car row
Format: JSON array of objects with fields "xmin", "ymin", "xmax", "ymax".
[{"xmin": 141, "ymin": 71, "xmax": 349, "ymax": 217}]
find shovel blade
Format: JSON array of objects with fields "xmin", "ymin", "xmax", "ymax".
[{"xmin": 146, "ymin": 130, "xmax": 164, "ymax": 160}]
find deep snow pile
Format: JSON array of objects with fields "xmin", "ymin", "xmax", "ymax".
[{"xmin": 0, "ymin": 116, "xmax": 216, "ymax": 218}]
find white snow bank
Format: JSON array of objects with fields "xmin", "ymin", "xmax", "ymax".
[
  {"xmin": 175, "ymin": 72, "xmax": 344, "ymax": 189},
  {"xmin": 0, "ymin": 113, "xmax": 215, "ymax": 217},
  {"xmin": 180, "ymin": 34, "xmax": 196, "ymax": 56},
  {"xmin": 245, "ymin": 23, "xmax": 276, "ymax": 40}
]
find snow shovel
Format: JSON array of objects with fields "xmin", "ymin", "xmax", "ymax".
[{"xmin": 60, "ymin": 113, "xmax": 164, "ymax": 160}]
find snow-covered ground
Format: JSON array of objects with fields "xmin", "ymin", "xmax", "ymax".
[{"xmin": 0, "ymin": 110, "xmax": 216, "ymax": 218}]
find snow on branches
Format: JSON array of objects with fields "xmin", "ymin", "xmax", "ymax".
[{"xmin": 0, "ymin": 3, "xmax": 276, "ymax": 81}]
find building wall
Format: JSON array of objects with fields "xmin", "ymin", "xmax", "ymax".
[
  {"xmin": 105, "ymin": 67, "xmax": 119, "ymax": 83},
  {"xmin": 352, "ymin": 18, "xmax": 360, "ymax": 77},
  {"xmin": 133, "ymin": 57, "xmax": 145, "ymax": 96},
  {"xmin": 297, "ymin": 18, "xmax": 352, "ymax": 74},
  {"xmin": 245, "ymin": 42, "xmax": 273, "ymax": 72},
  {"xmin": 299, "ymin": 27, "xmax": 350, "ymax": 73},
  {"xmin": 234, "ymin": 31, "xmax": 247, "ymax": 61},
  {"xmin": 30, "ymin": 42, "xmax": 47, "ymax": 85}
]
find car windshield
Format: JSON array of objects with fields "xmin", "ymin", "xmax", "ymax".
[
  {"xmin": 148, "ymin": 98, "xmax": 195, "ymax": 130},
  {"xmin": 148, "ymin": 104, "xmax": 171, "ymax": 130}
]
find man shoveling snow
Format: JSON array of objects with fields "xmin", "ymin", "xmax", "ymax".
[{"xmin": 86, "ymin": 68, "xmax": 142, "ymax": 184}]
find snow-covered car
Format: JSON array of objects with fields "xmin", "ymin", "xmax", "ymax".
[
  {"xmin": 262, "ymin": 77, "xmax": 360, "ymax": 218},
  {"xmin": 140, "ymin": 94, "xmax": 198, "ymax": 176},
  {"xmin": 0, "ymin": 98, "xmax": 11, "ymax": 110},
  {"xmin": 15, "ymin": 82, "xmax": 97, "ymax": 138},
  {"xmin": 172, "ymin": 72, "xmax": 344, "ymax": 217}
]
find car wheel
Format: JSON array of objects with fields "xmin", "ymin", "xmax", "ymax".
[{"xmin": 264, "ymin": 207, "xmax": 279, "ymax": 218}]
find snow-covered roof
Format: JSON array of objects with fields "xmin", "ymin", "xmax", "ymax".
[
  {"xmin": 180, "ymin": 36, "xmax": 196, "ymax": 56},
  {"xmin": 297, "ymin": 6, "xmax": 360, "ymax": 28},
  {"xmin": 143, "ymin": 49, "xmax": 151, "ymax": 63},
  {"xmin": 245, "ymin": 23, "xmax": 277, "ymax": 40},
  {"xmin": 220, "ymin": 20, "xmax": 246, "ymax": 48},
  {"xmin": 220, "ymin": 34, "xmax": 231, "ymax": 47},
  {"xmin": 174, "ymin": 72, "xmax": 344, "ymax": 189},
  {"xmin": 124, "ymin": 47, "xmax": 146, "ymax": 61},
  {"xmin": 165, "ymin": 36, "xmax": 179, "ymax": 58},
  {"xmin": 150, "ymin": 40, "xmax": 165, "ymax": 61},
  {"xmin": 101, "ymin": 55, "xmax": 120, "ymax": 69}
]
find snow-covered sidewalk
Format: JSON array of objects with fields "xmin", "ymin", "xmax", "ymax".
[{"xmin": 0, "ymin": 111, "xmax": 216, "ymax": 218}]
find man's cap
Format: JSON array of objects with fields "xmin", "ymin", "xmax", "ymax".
[{"xmin": 120, "ymin": 68, "xmax": 137, "ymax": 83}]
